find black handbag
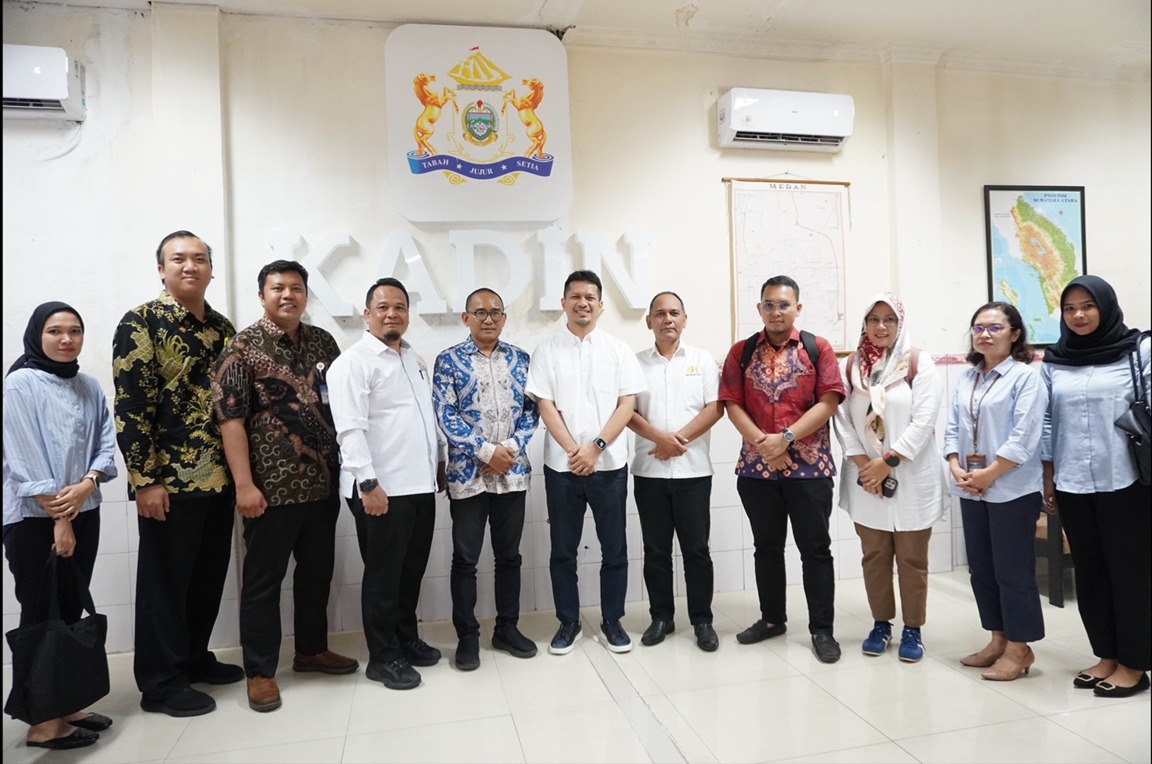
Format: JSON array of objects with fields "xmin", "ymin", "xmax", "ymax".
[
  {"xmin": 4, "ymin": 550, "xmax": 110, "ymax": 725},
  {"xmin": 1114, "ymin": 334, "xmax": 1151, "ymax": 486}
]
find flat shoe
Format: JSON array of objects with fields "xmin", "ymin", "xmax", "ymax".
[
  {"xmin": 27, "ymin": 728, "xmax": 99, "ymax": 750},
  {"xmin": 1073, "ymin": 671, "xmax": 1106, "ymax": 689},
  {"xmin": 1093, "ymin": 673, "xmax": 1151, "ymax": 698},
  {"xmin": 70, "ymin": 712, "xmax": 113, "ymax": 731}
]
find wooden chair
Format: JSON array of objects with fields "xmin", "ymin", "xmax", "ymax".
[{"xmin": 1035, "ymin": 510, "xmax": 1074, "ymax": 607}]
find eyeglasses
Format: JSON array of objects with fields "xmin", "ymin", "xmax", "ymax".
[
  {"xmin": 469, "ymin": 309, "xmax": 505, "ymax": 322},
  {"xmin": 865, "ymin": 316, "xmax": 899, "ymax": 326},
  {"xmin": 970, "ymin": 324, "xmax": 1006, "ymax": 336},
  {"xmin": 760, "ymin": 301, "xmax": 793, "ymax": 312}
]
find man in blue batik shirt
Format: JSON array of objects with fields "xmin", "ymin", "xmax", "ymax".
[{"xmin": 432, "ymin": 287, "xmax": 540, "ymax": 672}]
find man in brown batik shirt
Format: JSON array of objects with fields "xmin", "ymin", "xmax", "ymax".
[{"xmin": 212, "ymin": 259, "xmax": 357, "ymax": 713}]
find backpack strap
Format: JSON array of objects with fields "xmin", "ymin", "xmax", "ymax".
[
  {"xmin": 738, "ymin": 331, "xmax": 762, "ymax": 373},
  {"xmin": 799, "ymin": 330, "xmax": 820, "ymax": 370}
]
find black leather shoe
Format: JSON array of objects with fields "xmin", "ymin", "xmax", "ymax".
[
  {"xmin": 366, "ymin": 658, "xmax": 421, "ymax": 690},
  {"xmin": 811, "ymin": 634, "xmax": 842, "ymax": 664},
  {"xmin": 188, "ymin": 658, "xmax": 244, "ymax": 685},
  {"xmin": 455, "ymin": 637, "xmax": 480, "ymax": 672},
  {"xmin": 694, "ymin": 623, "xmax": 719, "ymax": 652},
  {"xmin": 736, "ymin": 620, "xmax": 786, "ymax": 644},
  {"xmin": 641, "ymin": 619, "xmax": 675, "ymax": 646},
  {"xmin": 26, "ymin": 728, "xmax": 99, "ymax": 750},
  {"xmin": 140, "ymin": 687, "xmax": 216, "ymax": 717},
  {"xmin": 401, "ymin": 638, "xmax": 442, "ymax": 667},
  {"xmin": 492, "ymin": 627, "xmax": 538, "ymax": 658},
  {"xmin": 1094, "ymin": 673, "xmax": 1150, "ymax": 698},
  {"xmin": 70, "ymin": 712, "xmax": 113, "ymax": 732}
]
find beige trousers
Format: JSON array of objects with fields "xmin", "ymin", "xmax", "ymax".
[{"xmin": 855, "ymin": 523, "xmax": 932, "ymax": 627}]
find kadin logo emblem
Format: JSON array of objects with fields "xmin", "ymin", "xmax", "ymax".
[
  {"xmin": 406, "ymin": 46, "xmax": 554, "ymax": 184},
  {"xmin": 386, "ymin": 24, "xmax": 572, "ymax": 222}
]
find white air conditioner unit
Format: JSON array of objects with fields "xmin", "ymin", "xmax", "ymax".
[
  {"xmin": 717, "ymin": 88, "xmax": 852, "ymax": 153},
  {"xmin": 3, "ymin": 44, "xmax": 86, "ymax": 121}
]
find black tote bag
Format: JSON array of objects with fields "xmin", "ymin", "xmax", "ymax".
[{"xmin": 4, "ymin": 549, "xmax": 110, "ymax": 725}]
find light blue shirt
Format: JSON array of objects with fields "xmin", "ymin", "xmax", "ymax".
[
  {"xmin": 3, "ymin": 368, "xmax": 119, "ymax": 526},
  {"xmin": 1042, "ymin": 336, "xmax": 1151, "ymax": 494},
  {"xmin": 943, "ymin": 358, "xmax": 1047, "ymax": 503}
]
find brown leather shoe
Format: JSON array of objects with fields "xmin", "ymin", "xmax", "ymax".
[
  {"xmin": 292, "ymin": 650, "xmax": 360, "ymax": 675},
  {"xmin": 246, "ymin": 676, "xmax": 282, "ymax": 712}
]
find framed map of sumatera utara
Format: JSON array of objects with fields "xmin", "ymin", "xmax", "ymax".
[{"xmin": 984, "ymin": 185, "xmax": 1086, "ymax": 346}]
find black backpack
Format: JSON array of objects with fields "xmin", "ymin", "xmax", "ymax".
[{"xmin": 739, "ymin": 329, "xmax": 820, "ymax": 373}]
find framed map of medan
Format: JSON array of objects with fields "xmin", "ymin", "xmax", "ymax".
[{"xmin": 984, "ymin": 185, "xmax": 1086, "ymax": 346}]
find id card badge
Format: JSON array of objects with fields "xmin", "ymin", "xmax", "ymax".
[
  {"xmin": 317, "ymin": 362, "xmax": 330, "ymax": 406},
  {"xmin": 965, "ymin": 454, "xmax": 986, "ymax": 471}
]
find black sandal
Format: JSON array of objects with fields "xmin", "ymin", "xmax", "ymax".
[{"xmin": 71, "ymin": 712, "xmax": 113, "ymax": 731}]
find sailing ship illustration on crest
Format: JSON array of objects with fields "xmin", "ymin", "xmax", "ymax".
[{"xmin": 407, "ymin": 46, "xmax": 554, "ymax": 184}]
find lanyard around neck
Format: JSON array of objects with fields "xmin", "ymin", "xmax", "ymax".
[{"xmin": 968, "ymin": 370, "xmax": 1001, "ymax": 451}]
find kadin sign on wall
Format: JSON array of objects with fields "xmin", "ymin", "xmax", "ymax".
[{"xmin": 385, "ymin": 24, "xmax": 573, "ymax": 223}]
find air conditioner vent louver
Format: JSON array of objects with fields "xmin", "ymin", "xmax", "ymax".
[
  {"xmin": 3, "ymin": 97, "xmax": 67, "ymax": 112},
  {"xmin": 718, "ymin": 88, "xmax": 853, "ymax": 153},
  {"xmin": 733, "ymin": 131, "xmax": 845, "ymax": 147}
]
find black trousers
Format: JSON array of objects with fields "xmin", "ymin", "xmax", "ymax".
[
  {"xmin": 3, "ymin": 509, "xmax": 101, "ymax": 628},
  {"xmin": 134, "ymin": 491, "xmax": 235, "ymax": 700},
  {"xmin": 450, "ymin": 491, "xmax": 526, "ymax": 639},
  {"xmin": 240, "ymin": 495, "xmax": 340, "ymax": 678},
  {"xmin": 737, "ymin": 477, "xmax": 836, "ymax": 635},
  {"xmin": 349, "ymin": 492, "xmax": 435, "ymax": 664},
  {"xmin": 634, "ymin": 475, "xmax": 714, "ymax": 625},
  {"xmin": 1057, "ymin": 480, "xmax": 1151, "ymax": 670}
]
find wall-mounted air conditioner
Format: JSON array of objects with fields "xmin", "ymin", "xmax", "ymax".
[
  {"xmin": 717, "ymin": 88, "xmax": 853, "ymax": 153},
  {"xmin": 3, "ymin": 44, "xmax": 86, "ymax": 121}
]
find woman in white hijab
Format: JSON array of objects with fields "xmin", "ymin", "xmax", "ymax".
[{"xmin": 834, "ymin": 294, "xmax": 945, "ymax": 662}]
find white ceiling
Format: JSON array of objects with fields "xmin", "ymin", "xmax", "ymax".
[{"xmin": 22, "ymin": 0, "xmax": 1152, "ymax": 79}]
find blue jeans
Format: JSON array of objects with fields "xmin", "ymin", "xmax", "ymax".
[{"xmin": 544, "ymin": 466, "xmax": 629, "ymax": 624}]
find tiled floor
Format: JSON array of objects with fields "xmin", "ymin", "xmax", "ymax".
[{"xmin": 3, "ymin": 569, "xmax": 1149, "ymax": 763}]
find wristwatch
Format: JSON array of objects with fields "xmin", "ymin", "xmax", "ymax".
[
  {"xmin": 781, "ymin": 428, "xmax": 796, "ymax": 443},
  {"xmin": 358, "ymin": 478, "xmax": 379, "ymax": 494},
  {"xmin": 84, "ymin": 473, "xmax": 100, "ymax": 490},
  {"xmin": 883, "ymin": 452, "xmax": 901, "ymax": 468},
  {"xmin": 592, "ymin": 437, "xmax": 608, "ymax": 451}
]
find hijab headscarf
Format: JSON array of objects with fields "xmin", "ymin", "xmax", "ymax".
[
  {"xmin": 1043, "ymin": 275, "xmax": 1141, "ymax": 367},
  {"xmin": 850, "ymin": 293, "xmax": 913, "ymax": 450},
  {"xmin": 6, "ymin": 301, "xmax": 84, "ymax": 379}
]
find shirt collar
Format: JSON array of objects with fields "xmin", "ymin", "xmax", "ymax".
[
  {"xmin": 364, "ymin": 330, "xmax": 410, "ymax": 356},
  {"xmin": 461, "ymin": 336, "xmax": 507, "ymax": 356}
]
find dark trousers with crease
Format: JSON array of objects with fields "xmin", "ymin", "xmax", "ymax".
[
  {"xmin": 1057, "ymin": 480, "xmax": 1151, "ymax": 670},
  {"xmin": 634, "ymin": 475, "xmax": 714, "ymax": 625},
  {"xmin": 3, "ymin": 509, "xmax": 101, "ymax": 628},
  {"xmin": 239, "ymin": 495, "xmax": 340, "ymax": 678},
  {"xmin": 737, "ymin": 476, "xmax": 836, "ymax": 635},
  {"xmin": 134, "ymin": 491, "xmax": 235, "ymax": 701},
  {"xmin": 349, "ymin": 491, "xmax": 435, "ymax": 665},
  {"xmin": 450, "ymin": 490, "xmax": 526, "ymax": 639},
  {"xmin": 960, "ymin": 492, "xmax": 1045, "ymax": 643}
]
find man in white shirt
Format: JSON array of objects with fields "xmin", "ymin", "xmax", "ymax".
[
  {"xmin": 526, "ymin": 270, "xmax": 647, "ymax": 655},
  {"xmin": 327, "ymin": 277, "xmax": 446, "ymax": 691},
  {"xmin": 628, "ymin": 292, "xmax": 724, "ymax": 652}
]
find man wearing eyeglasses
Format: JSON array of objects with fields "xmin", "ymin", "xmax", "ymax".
[
  {"xmin": 719, "ymin": 275, "xmax": 846, "ymax": 663},
  {"xmin": 431, "ymin": 288, "xmax": 540, "ymax": 672}
]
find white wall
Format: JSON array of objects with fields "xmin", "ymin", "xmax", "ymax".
[{"xmin": 4, "ymin": 2, "xmax": 1149, "ymax": 659}]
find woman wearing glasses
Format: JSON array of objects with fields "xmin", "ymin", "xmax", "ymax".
[
  {"xmin": 943, "ymin": 301, "xmax": 1047, "ymax": 681},
  {"xmin": 1042, "ymin": 276, "xmax": 1150, "ymax": 698},
  {"xmin": 834, "ymin": 294, "xmax": 944, "ymax": 662},
  {"xmin": 3, "ymin": 302, "xmax": 118, "ymax": 748}
]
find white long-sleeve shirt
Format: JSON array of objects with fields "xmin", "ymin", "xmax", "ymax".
[{"xmin": 327, "ymin": 332, "xmax": 445, "ymax": 499}]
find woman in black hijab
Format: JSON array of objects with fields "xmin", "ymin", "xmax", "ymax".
[
  {"xmin": 3, "ymin": 302, "xmax": 119, "ymax": 747},
  {"xmin": 1042, "ymin": 275, "xmax": 1150, "ymax": 698}
]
